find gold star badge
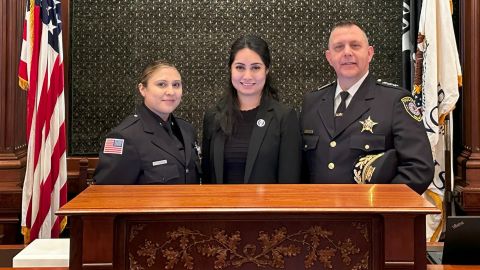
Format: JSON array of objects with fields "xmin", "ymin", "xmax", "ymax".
[{"xmin": 359, "ymin": 116, "xmax": 378, "ymax": 133}]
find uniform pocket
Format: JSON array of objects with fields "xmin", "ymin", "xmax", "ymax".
[
  {"xmin": 350, "ymin": 134, "xmax": 385, "ymax": 153},
  {"xmin": 302, "ymin": 135, "xmax": 319, "ymax": 151},
  {"xmin": 143, "ymin": 163, "xmax": 180, "ymax": 184}
]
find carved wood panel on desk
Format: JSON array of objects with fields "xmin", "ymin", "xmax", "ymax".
[
  {"xmin": 57, "ymin": 184, "xmax": 439, "ymax": 270},
  {"xmin": 117, "ymin": 214, "xmax": 382, "ymax": 269}
]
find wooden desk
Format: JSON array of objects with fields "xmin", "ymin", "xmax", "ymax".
[
  {"xmin": 2, "ymin": 265, "xmax": 478, "ymax": 270},
  {"xmin": 427, "ymin": 266, "xmax": 480, "ymax": 270},
  {"xmin": 58, "ymin": 184, "xmax": 439, "ymax": 270},
  {"xmin": 0, "ymin": 268, "xmax": 68, "ymax": 270}
]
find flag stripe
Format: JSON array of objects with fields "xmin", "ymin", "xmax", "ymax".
[
  {"xmin": 30, "ymin": 61, "xmax": 66, "ymax": 239},
  {"xmin": 18, "ymin": 0, "xmax": 32, "ymax": 90},
  {"xmin": 27, "ymin": 5, "xmax": 42, "ymax": 142},
  {"xmin": 30, "ymin": 123, "xmax": 65, "ymax": 239}
]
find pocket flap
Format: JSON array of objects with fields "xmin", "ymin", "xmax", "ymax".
[
  {"xmin": 302, "ymin": 135, "xmax": 319, "ymax": 151},
  {"xmin": 350, "ymin": 134, "xmax": 385, "ymax": 152},
  {"xmin": 144, "ymin": 163, "xmax": 180, "ymax": 184}
]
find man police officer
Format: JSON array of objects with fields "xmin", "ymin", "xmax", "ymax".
[{"xmin": 300, "ymin": 21, "xmax": 434, "ymax": 194}]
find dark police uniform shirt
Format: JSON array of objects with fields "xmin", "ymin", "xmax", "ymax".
[
  {"xmin": 93, "ymin": 104, "xmax": 200, "ymax": 185},
  {"xmin": 300, "ymin": 75, "xmax": 434, "ymax": 194}
]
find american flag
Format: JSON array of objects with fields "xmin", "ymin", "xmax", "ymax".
[
  {"xmin": 103, "ymin": 138, "xmax": 125, "ymax": 155},
  {"xmin": 18, "ymin": 0, "xmax": 67, "ymax": 243}
]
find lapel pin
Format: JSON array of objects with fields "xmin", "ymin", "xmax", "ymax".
[
  {"xmin": 257, "ymin": 119, "xmax": 265, "ymax": 127},
  {"xmin": 359, "ymin": 116, "xmax": 378, "ymax": 133}
]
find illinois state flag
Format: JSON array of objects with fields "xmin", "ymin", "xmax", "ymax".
[
  {"xmin": 414, "ymin": 0, "xmax": 462, "ymax": 242},
  {"xmin": 18, "ymin": 0, "xmax": 67, "ymax": 243}
]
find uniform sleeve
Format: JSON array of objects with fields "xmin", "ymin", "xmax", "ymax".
[
  {"xmin": 278, "ymin": 108, "xmax": 302, "ymax": 183},
  {"xmin": 391, "ymin": 94, "xmax": 434, "ymax": 194},
  {"xmin": 93, "ymin": 130, "xmax": 141, "ymax": 185},
  {"xmin": 201, "ymin": 111, "xmax": 213, "ymax": 184}
]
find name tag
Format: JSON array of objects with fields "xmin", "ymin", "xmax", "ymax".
[
  {"xmin": 303, "ymin": 129, "xmax": 314, "ymax": 135},
  {"xmin": 152, "ymin": 160, "xmax": 167, "ymax": 166}
]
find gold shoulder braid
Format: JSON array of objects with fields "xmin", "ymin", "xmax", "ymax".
[{"xmin": 353, "ymin": 152, "xmax": 385, "ymax": 184}]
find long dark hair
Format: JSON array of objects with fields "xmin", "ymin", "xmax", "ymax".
[{"xmin": 216, "ymin": 35, "xmax": 278, "ymax": 136}]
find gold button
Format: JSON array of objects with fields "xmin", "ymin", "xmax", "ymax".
[
  {"xmin": 365, "ymin": 144, "xmax": 370, "ymax": 150},
  {"xmin": 328, "ymin": 163, "xmax": 335, "ymax": 170},
  {"xmin": 330, "ymin": 141, "xmax": 336, "ymax": 147}
]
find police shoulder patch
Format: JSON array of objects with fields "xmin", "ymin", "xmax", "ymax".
[
  {"xmin": 103, "ymin": 138, "xmax": 124, "ymax": 155},
  {"xmin": 400, "ymin": 96, "xmax": 422, "ymax": 122}
]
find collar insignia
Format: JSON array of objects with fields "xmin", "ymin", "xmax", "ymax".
[{"xmin": 359, "ymin": 116, "xmax": 378, "ymax": 133}]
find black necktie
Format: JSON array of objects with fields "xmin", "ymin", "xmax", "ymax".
[
  {"xmin": 336, "ymin": 91, "xmax": 349, "ymax": 117},
  {"xmin": 162, "ymin": 121, "xmax": 186, "ymax": 162},
  {"xmin": 335, "ymin": 91, "xmax": 349, "ymax": 130}
]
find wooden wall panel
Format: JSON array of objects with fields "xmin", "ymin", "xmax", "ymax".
[
  {"xmin": 0, "ymin": 0, "xmax": 27, "ymax": 175},
  {"xmin": 455, "ymin": 0, "xmax": 480, "ymax": 214},
  {"xmin": 0, "ymin": 0, "xmax": 27, "ymax": 156},
  {"xmin": 0, "ymin": 0, "xmax": 4, "ymax": 141}
]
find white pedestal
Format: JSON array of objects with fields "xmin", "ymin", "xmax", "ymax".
[{"xmin": 12, "ymin": 238, "xmax": 69, "ymax": 267}]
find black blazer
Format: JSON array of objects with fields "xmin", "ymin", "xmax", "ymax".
[
  {"xmin": 94, "ymin": 104, "xmax": 200, "ymax": 185},
  {"xmin": 300, "ymin": 75, "xmax": 434, "ymax": 194},
  {"xmin": 201, "ymin": 96, "xmax": 302, "ymax": 184}
]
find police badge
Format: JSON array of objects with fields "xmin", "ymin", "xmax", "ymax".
[{"xmin": 359, "ymin": 116, "xmax": 378, "ymax": 133}]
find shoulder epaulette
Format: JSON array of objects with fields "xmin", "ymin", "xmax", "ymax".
[
  {"xmin": 117, "ymin": 114, "xmax": 140, "ymax": 130},
  {"xmin": 313, "ymin": 81, "xmax": 335, "ymax": 92},
  {"xmin": 376, "ymin": 79, "xmax": 404, "ymax": 91},
  {"xmin": 174, "ymin": 115, "xmax": 189, "ymax": 123}
]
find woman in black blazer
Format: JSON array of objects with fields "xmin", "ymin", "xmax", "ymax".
[{"xmin": 202, "ymin": 35, "xmax": 302, "ymax": 184}]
